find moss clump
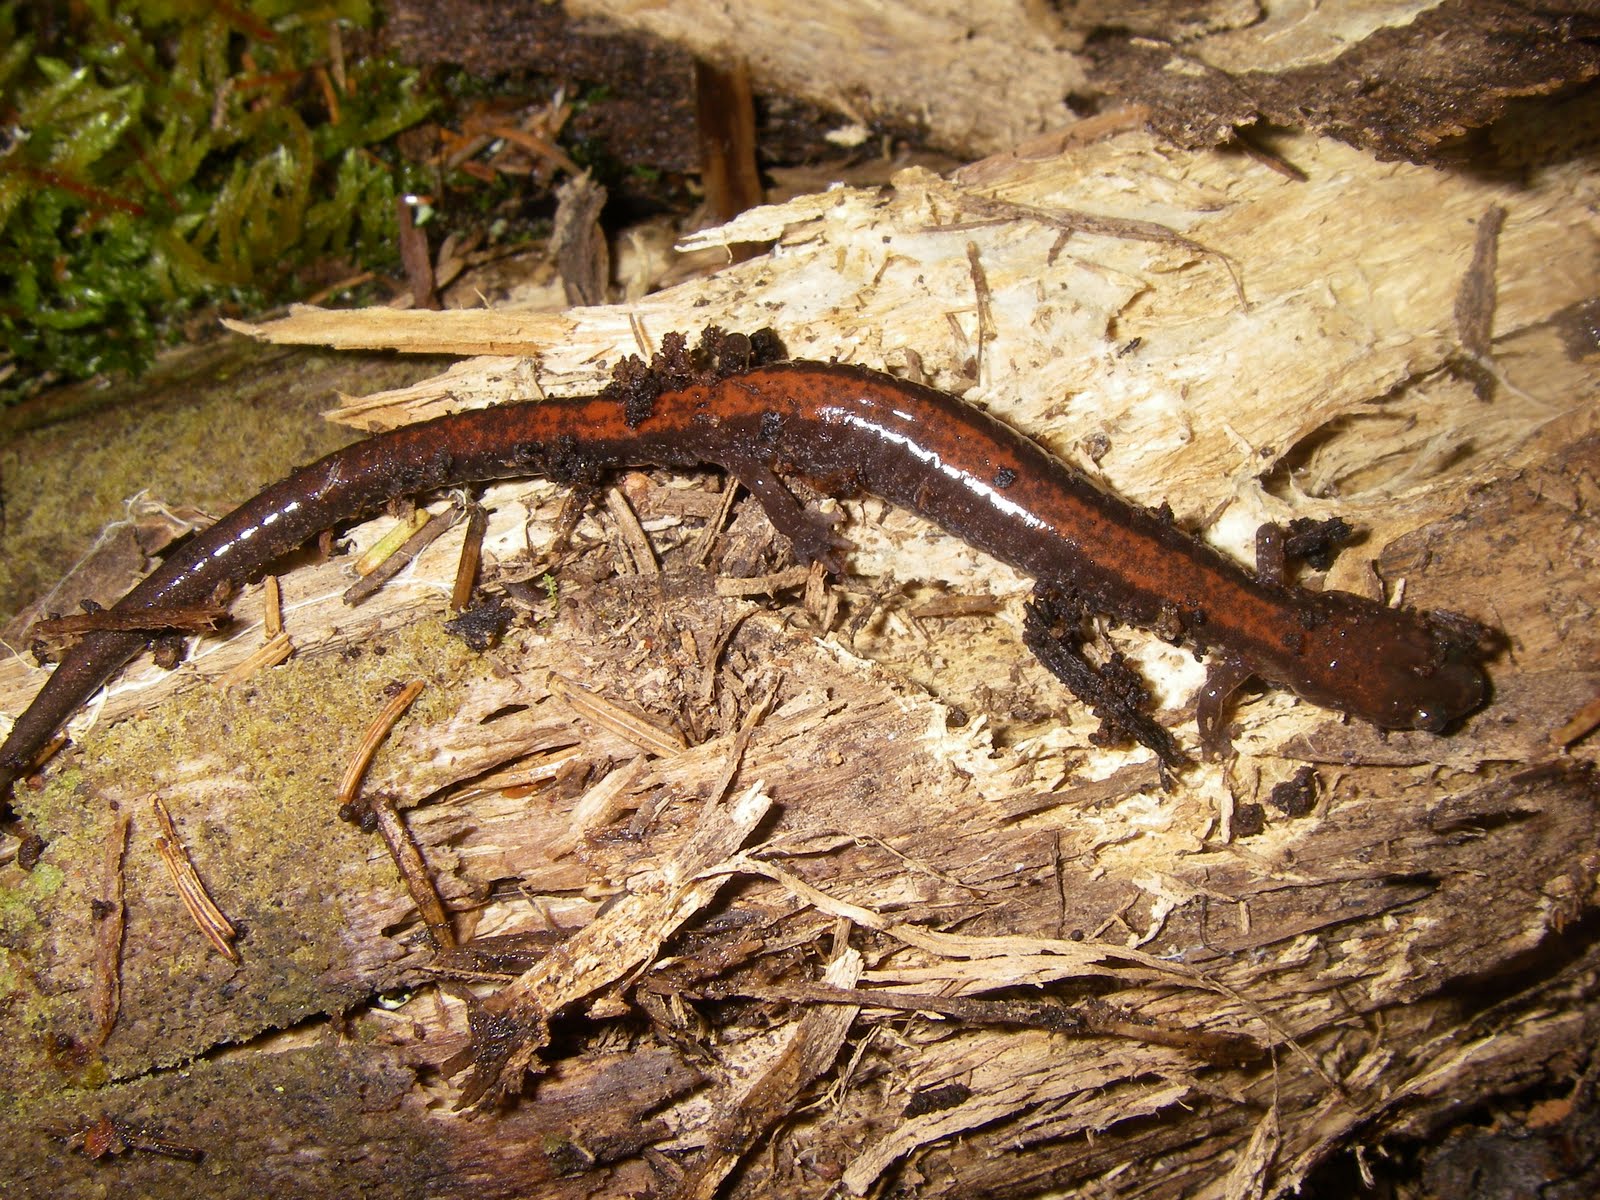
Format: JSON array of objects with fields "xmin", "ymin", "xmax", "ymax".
[
  {"xmin": 0, "ymin": 847, "xmax": 97, "ymax": 1102},
  {"xmin": 0, "ymin": 1, "xmax": 435, "ymax": 400}
]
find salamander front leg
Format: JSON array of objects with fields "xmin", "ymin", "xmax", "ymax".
[
  {"xmin": 1194, "ymin": 656, "xmax": 1255, "ymax": 757},
  {"xmin": 1254, "ymin": 517, "xmax": 1354, "ymax": 584},
  {"xmin": 727, "ymin": 461, "xmax": 853, "ymax": 573},
  {"xmin": 1254, "ymin": 524, "xmax": 1287, "ymax": 586},
  {"xmin": 1022, "ymin": 586, "xmax": 1186, "ymax": 774}
]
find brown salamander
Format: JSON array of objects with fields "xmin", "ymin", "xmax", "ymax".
[{"xmin": 0, "ymin": 328, "xmax": 1488, "ymax": 795}]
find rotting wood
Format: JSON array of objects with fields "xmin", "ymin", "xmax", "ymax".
[
  {"xmin": 542, "ymin": 0, "xmax": 1600, "ymax": 164},
  {"xmin": 0, "ymin": 111, "xmax": 1596, "ymax": 1200},
  {"xmin": 455, "ymin": 782, "xmax": 776, "ymax": 1108},
  {"xmin": 675, "ymin": 942, "xmax": 863, "ymax": 1200}
]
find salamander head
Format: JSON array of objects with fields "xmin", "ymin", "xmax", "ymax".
[{"xmin": 1284, "ymin": 592, "xmax": 1492, "ymax": 733}]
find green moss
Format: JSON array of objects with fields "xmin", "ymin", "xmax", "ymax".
[
  {"xmin": 0, "ymin": 855, "xmax": 67, "ymax": 960},
  {"xmin": 0, "ymin": 852, "xmax": 96, "ymax": 1100},
  {"xmin": 0, "ymin": 1, "xmax": 435, "ymax": 400},
  {"xmin": 0, "ymin": 339, "xmax": 448, "ymax": 627}
]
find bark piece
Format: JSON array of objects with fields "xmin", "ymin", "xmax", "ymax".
[{"xmin": 1086, "ymin": 0, "xmax": 1600, "ymax": 162}]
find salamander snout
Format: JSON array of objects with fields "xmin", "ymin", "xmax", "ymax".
[
  {"xmin": 1340, "ymin": 618, "xmax": 1491, "ymax": 734},
  {"xmin": 1403, "ymin": 642, "xmax": 1489, "ymax": 732},
  {"xmin": 1288, "ymin": 595, "xmax": 1493, "ymax": 733}
]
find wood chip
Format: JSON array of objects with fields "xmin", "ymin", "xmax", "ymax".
[
  {"xmin": 547, "ymin": 674, "xmax": 687, "ymax": 755},
  {"xmin": 152, "ymin": 795, "xmax": 239, "ymax": 963}
]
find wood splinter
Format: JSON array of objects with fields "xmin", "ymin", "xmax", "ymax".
[
  {"xmin": 68, "ymin": 1114, "xmax": 205, "ymax": 1162},
  {"xmin": 89, "ymin": 810, "xmax": 131, "ymax": 1047},
  {"xmin": 30, "ymin": 603, "xmax": 231, "ymax": 642},
  {"xmin": 335, "ymin": 680, "xmax": 455, "ymax": 949},
  {"xmin": 152, "ymin": 795, "xmax": 239, "ymax": 963},
  {"xmin": 344, "ymin": 498, "xmax": 466, "ymax": 605},
  {"xmin": 215, "ymin": 575, "xmax": 292, "ymax": 689}
]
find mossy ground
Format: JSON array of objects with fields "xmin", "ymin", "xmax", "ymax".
[
  {"xmin": 0, "ymin": 338, "xmax": 472, "ymax": 1111},
  {"xmin": 0, "ymin": 336, "xmax": 450, "ymax": 630},
  {"xmin": 3, "ymin": 616, "xmax": 491, "ymax": 1087}
]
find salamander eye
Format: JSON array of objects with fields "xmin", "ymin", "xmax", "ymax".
[{"xmin": 1410, "ymin": 705, "xmax": 1450, "ymax": 733}]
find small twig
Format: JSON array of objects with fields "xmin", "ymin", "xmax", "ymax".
[
  {"xmin": 152, "ymin": 796, "xmax": 239, "ymax": 963},
  {"xmin": 303, "ymin": 269, "xmax": 375, "ymax": 307},
  {"xmin": 213, "ymin": 632, "xmax": 292, "ymax": 689},
  {"xmin": 965, "ymin": 241, "xmax": 992, "ymax": 383},
  {"xmin": 486, "ymin": 120, "xmax": 580, "ymax": 175},
  {"xmin": 1553, "ymin": 692, "xmax": 1600, "ymax": 749},
  {"xmin": 605, "ymin": 485, "xmax": 660, "ymax": 575},
  {"xmin": 1456, "ymin": 205, "xmax": 1508, "ymax": 360},
  {"xmin": 1231, "ymin": 128, "xmax": 1308, "ymax": 182},
  {"xmin": 365, "ymin": 793, "xmax": 456, "ymax": 950},
  {"xmin": 333, "ymin": 680, "xmax": 454, "ymax": 947},
  {"xmin": 907, "ymin": 593, "xmax": 1002, "ymax": 619},
  {"xmin": 214, "ymin": 577, "xmax": 292, "ymax": 689},
  {"xmin": 312, "ymin": 63, "xmax": 340, "ymax": 126},
  {"xmin": 345, "ymin": 499, "xmax": 466, "ymax": 604},
  {"xmin": 397, "ymin": 194, "xmax": 440, "ymax": 310},
  {"xmin": 547, "ymin": 674, "xmax": 687, "ymax": 756},
  {"xmin": 353, "ymin": 507, "xmax": 430, "ymax": 575},
  {"xmin": 956, "ymin": 189, "xmax": 1246, "ymax": 308},
  {"xmin": 335, "ymin": 680, "xmax": 427, "ymax": 809},
  {"xmin": 263, "ymin": 574, "xmax": 284, "ymax": 639},
  {"xmin": 68, "ymin": 1114, "xmax": 205, "ymax": 1163},
  {"xmin": 705, "ymin": 685, "xmax": 778, "ymax": 808},
  {"xmin": 1454, "ymin": 204, "xmax": 1508, "ymax": 401},
  {"xmin": 686, "ymin": 980, "xmax": 1262, "ymax": 1066},
  {"xmin": 90, "ymin": 810, "xmax": 131, "ymax": 1047},
  {"xmin": 326, "ymin": 19, "xmax": 346, "ymax": 93},
  {"xmin": 450, "ymin": 502, "xmax": 490, "ymax": 612},
  {"xmin": 692, "ymin": 479, "xmax": 742, "ymax": 568},
  {"xmin": 713, "ymin": 566, "xmax": 812, "ymax": 597},
  {"xmin": 32, "ymin": 603, "xmax": 229, "ymax": 640}
]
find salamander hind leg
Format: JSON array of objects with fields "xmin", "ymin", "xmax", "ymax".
[
  {"xmin": 727, "ymin": 460, "xmax": 853, "ymax": 573},
  {"xmin": 1022, "ymin": 586, "xmax": 1186, "ymax": 774}
]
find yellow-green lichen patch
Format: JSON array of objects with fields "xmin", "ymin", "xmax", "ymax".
[
  {"xmin": 0, "ymin": 803, "xmax": 110, "ymax": 1103},
  {"xmin": 0, "ymin": 860, "xmax": 65, "ymax": 935},
  {"xmin": 1, "ymin": 337, "xmax": 450, "ymax": 630},
  {"xmin": 8, "ymin": 615, "xmax": 495, "ymax": 1084}
]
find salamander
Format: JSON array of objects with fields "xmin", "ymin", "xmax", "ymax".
[{"xmin": 0, "ymin": 327, "xmax": 1489, "ymax": 796}]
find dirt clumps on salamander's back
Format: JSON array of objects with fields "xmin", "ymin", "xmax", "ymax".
[{"xmin": 604, "ymin": 327, "xmax": 787, "ymax": 427}]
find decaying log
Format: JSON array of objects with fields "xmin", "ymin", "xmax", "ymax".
[
  {"xmin": 545, "ymin": 0, "xmax": 1600, "ymax": 163},
  {"xmin": 1, "ymin": 91, "xmax": 1597, "ymax": 1200}
]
